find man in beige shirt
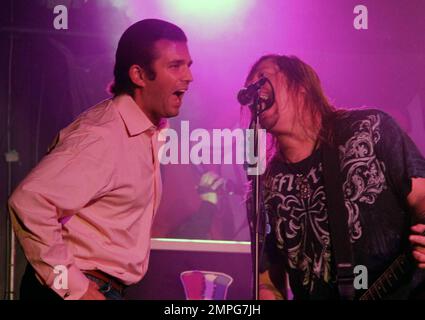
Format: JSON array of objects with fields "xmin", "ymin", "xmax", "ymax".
[{"xmin": 9, "ymin": 19, "xmax": 193, "ymax": 300}]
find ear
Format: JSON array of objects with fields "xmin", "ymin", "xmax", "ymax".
[{"xmin": 128, "ymin": 64, "xmax": 147, "ymax": 88}]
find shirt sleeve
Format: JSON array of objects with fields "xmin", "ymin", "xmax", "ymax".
[
  {"xmin": 8, "ymin": 128, "xmax": 115, "ymax": 299},
  {"xmin": 378, "ymin": 111, "xmax": 425, "ymax": 200}
]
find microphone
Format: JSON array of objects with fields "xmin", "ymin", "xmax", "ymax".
[{"xmin": 237, "ymin": 77, "xmax": 267, "ymax": 105}]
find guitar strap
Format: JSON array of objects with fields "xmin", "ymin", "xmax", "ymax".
[{"xmin": 322, "ymin": 138, "xmax": 355, "ymax": 300}]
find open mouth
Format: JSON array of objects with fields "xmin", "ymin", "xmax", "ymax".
[
  {"xmin": 173, "ymin": 89, "xmax": 187, "ymax": 99},
  {"xmin": 259, "ymin": 92, "xmax": 269, "ymax": 100},
  {"xmin": 258, "ymin": 90, "xmax": 275, "ymax": 110}
]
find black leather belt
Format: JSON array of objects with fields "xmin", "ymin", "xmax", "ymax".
[{"xmin": 84, "ymin": 270, "xmax": 126, "ymax": 295}]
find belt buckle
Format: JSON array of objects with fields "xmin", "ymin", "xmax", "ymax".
[{"xmin": 99, "ymin": 280, "xmax": 112, "ymax": 294}]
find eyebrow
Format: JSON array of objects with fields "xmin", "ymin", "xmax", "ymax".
[{"xmin": 169, "ymin": 59, "xmax": 193, "ymax": 67}]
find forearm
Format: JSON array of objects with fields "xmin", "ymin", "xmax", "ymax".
[
  {"xmin": 407, "ymin": 178, "xmax": 425, "ymax": 269},
  {"xmin": 259, "ymin": 270, "xmax": 285, "ymax": 300},
  {"xmin": 8, "ymin": 188, "xmax": 89, "ymax": 299},
  {"xmin": 407, "ymin": 178, "xmax": 425, "ymax": 223},
  {"xmin": 8, "ymin": 129, "xmax": 114, "ymax": 299}
]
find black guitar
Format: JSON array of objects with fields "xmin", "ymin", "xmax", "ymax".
[{"xmin": 359, "ymin": 252, "xmax": 415, "ymax": 300}]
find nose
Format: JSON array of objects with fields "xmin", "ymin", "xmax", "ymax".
[{"xmin": 183, "ymin": 66, "xmax": 193, "ymax": 83}]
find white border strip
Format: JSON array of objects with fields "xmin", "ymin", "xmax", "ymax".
[{"xmin": 151, "ymin": 238, "xmax": 251, "ymax": 253}]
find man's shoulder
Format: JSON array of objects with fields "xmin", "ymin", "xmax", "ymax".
[
  {"xmin": 331, "ymin": 107, "xmax": 400, "ymax": 149},
  {"xmin": 336, "ymin": 107, "xmax": 390, "ymax": 124},
  {"xmin": 333, "ymin": 107, "xmax": 394, "ymax": 134},
  {"xmin": 63, "ymin": 98, "xmax": 120, "ymax": 139},
  {"xmin": 77, "ymin": 98, "xmax": 117, "ymax": 127}
]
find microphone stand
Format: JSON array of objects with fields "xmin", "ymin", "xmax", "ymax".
[
  {"xmin": 248, "ymin": 93, "xmax": 264, "ymax": 301},
  {"xmin": 240, "ymin": 76, "xmax": 273, "ymax": 300}
]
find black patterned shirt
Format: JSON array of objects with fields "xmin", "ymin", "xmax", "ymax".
[{"xmin": 263, "ymin": 109, "xmax": 425, "ymax": 299}]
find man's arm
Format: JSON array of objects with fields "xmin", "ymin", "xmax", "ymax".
[
  {"xmin": 407, "ymin": 177, "xmax": 425, "ymax": 269},
  {"xmin": 8, "ymin": 130, "xmax": 114, "ymax": 299},
  {"xmin": 259, "ymin": 269, "xmax": 285, "ymax": 300},
  {"xmin": 79, "ymin": 281, "xmax": 106, "ymax": 300}
]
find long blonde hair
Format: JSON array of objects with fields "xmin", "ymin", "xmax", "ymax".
[{"xmin": 243, "ymin": 54, "xmax": 339, "ymax": 162}]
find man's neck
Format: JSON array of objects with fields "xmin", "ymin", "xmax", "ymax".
[
  {"xmin": 132, "ymin": 91, "xmax": 161, "ymax": 126},
  {"xmin": 275, "ymin": 116, "xmax": 321, "ymax": 163},
  {"xmin": 276, "ymin": 133, "xmax": 318, "ymax": 163}
]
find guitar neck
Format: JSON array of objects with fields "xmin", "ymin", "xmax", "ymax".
[{"xmin": 359, "ymin": 252, "xmax": 413, "ymax": 300}]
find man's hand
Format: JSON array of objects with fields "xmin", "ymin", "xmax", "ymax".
[
  {"xmin": 259, "ymin": 284, "xmax": 284, "ymax": 300},
  {"xmin": 197, "ymin": 171, "xmax": 226, "ymax": 205},
  {"xmin": 79, "ymin": 280, "xmax": 106, "ymax": 300},
  {"xmin": 409, "ymin": 224, "xmax": 425, "ymax": 269},
  {"xmin": 259, "ymin": 271, "xmax": 284, "ymax": 300}
]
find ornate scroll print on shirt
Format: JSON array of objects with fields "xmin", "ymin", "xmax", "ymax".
[{"xmin": 339, "ymin": 114, "xmax": 387, "ymax": 243}]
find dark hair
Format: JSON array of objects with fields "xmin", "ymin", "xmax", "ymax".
[
  {"xmin": 244, "ymin": 54, "xmax": 339, "ymax": 161},
  {"xmin": 109, "ymin": 19, "xmax": 187, "ymax": 96}
]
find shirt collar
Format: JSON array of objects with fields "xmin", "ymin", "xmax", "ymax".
[{"xmin": 113, "ymin": 94, "xmax": 168, "ymax": 136}]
